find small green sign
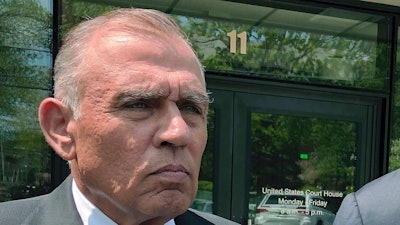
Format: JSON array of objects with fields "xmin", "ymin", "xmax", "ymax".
[{"xmin": 300, "ymin": 153, "xmax": 309, "ymax": 160}]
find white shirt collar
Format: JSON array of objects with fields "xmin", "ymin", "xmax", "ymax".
[{"xmin": 72, "ymin": 180, "xmax": 176, "ymax": 225}]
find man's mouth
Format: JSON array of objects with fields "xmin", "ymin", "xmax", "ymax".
[{"xmin": 151, "ymin": 164, "xmax": 189, "ymax": 182}]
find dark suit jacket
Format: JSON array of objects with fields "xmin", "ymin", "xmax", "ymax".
[
  {"xmin": 333, "ymin": 169, "xmax": 400, "ymax": 225},
  {"xmin": 0, "ymin": 176, "xmax": 238, "ymax": 225}
]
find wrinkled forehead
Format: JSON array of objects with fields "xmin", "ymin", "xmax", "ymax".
[
  {"xmin": 95, "ymin": 20, "xmax": 167, "ymax": 41},
  {"xmin": 84, "ymin": 21, "xmax": 205, "ymax": 84}
]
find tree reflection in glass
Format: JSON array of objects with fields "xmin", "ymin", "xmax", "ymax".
[{"xmin": 0, "ymin": 0, "xmax": 52, "ymax": 202}]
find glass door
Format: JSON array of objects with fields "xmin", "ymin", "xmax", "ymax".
[
  {"xmin": 249, "ymin": 114, "xmax": 354, "ymax": 225},
  {"xmin": 191, "ymin": 89, "xmax": 234, "ymax": 219},
  {"xmin": 229, "ymin": 91, "xmax": 382, "ymax": 225}
]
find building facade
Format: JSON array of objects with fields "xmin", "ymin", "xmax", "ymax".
[{"xmin": 1, "ymin": 0, "xmax": 400, "ymax": 224}]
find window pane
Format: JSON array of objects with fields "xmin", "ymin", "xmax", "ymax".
[
  {"xmin": 0, "ymin": 0, "xmax": 52, "ymax": 202},
  {"xmin": 389, "ymin": 25, "xmax": 400, "ymax": 172},
  {"xmin": 0, "ymin": 87, "xmax": 51, "ymax": 202},
  {"xmin": 173, "ymin": 6, "xmax": 389, "ymax": 90},
  {"xmin": 62, "ymin": 0, "xmax": 389, "ymax": 91},
  {"xmin": 191, "ymin": 108, "xmax": 215, "ymax": 213},
  {"xmin": 249, "ymin": 113, "xmax": 356, "ymax": 225}
]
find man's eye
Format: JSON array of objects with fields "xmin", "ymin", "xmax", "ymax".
[
  {"xmin": 180, "ymin": 105, "xmax": 201, "ymax": 114},
  {"xmin": 123, "ymin": 102, "xmax": 148, "ymax": 109}
]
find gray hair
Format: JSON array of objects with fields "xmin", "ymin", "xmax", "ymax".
[{"xmin": 54, "ymin": 8, "xmax": 200, "ymax": 119}]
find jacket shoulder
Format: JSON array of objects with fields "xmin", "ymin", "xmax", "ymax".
[
  {"xmin": 0, "ymin": 195, "xmax": 46, "ymax": 225},
  {"xmin": 0, "ymin": 176, "xmax": 81, "ymax": 225},
  {"xmin": 354, "ymin": 169, "xmax": 400, "ymax": 225}
]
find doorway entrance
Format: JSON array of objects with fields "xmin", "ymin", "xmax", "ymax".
[{"xmin": 200, "ymin": 77, "xmax": 384, "ymax": 224}]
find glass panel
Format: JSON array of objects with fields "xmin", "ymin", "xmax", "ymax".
[
  {"xmin": 173, "ymin": 7, "xmax": 389, "ymax": 90},
  {"xmin": 249, "ymin": 113, "xmax": 356, "ymax": 225},
  {"xmin": 60, "ymin": 1, "xmax": 117, "ymax": 35},
  {"xmin": 62, "ymin": 0, "xmax": 389, "ymax": 90},
  {"xmin": 389, "ymin": 25, "xmax": 400, "ymax": 172},
  {"xmin": 0, "ymin": 0, "xmax": 52, "ymax": 202},
  {"xmin": 191, "ymin": 108, "xmax": 215, "ymax": 213},
  {"xmin": 0, "ymin": 87, "xmax": 52, "ymax": 202}
]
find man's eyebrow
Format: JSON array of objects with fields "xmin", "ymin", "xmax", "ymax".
[
  {"xmin": 112, "ymin": 89, "xmax": 166, "ymax": 104},
  {"xmin": 181, "ymin": 91, "xmax": 210, "ymax": 104},
  {"xmin": 111, "ymin": 89, "xmax": 210, "ymax": 104}
]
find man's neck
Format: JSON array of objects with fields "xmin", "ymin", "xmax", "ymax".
[{"xmin": 71, "ymin": 179, "xmax": 177, "ymax": 225}]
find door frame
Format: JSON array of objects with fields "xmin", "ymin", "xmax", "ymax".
[{"xmin": 206, "ymin": 74, "xmax": 386, "ymax": 224}]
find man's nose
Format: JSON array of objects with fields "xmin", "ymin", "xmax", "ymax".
[{"xmin": 153, "ymin": 106, "xmax": 191, "ymax": 148}]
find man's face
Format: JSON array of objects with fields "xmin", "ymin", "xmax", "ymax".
[{"xmin": 68, "ymin": 26, "xmax": 208, "ymax": 223}]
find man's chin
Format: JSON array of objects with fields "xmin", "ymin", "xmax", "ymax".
[{"xmin": 153, "ymin": 190, "xmax": 192, "ymax": 215}]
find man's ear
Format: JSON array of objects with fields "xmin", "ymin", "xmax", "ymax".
[{"xmin": 38, "ymin": 98, "xmax": 77, "ymax": 161}]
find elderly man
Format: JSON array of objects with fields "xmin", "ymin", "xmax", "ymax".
[{"xmin": 0, "ymin": 8, "xmax": 238, "ymax": 225}]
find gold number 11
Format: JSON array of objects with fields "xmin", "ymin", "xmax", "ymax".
[{"xmin": 227, "ymin": 30, "xmax": 247, "ymax": 54}]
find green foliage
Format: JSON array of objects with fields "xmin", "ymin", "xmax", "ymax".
[
  {"xmin": 174, "ymin": 16, "xmax": 388, "ymax": 90},
  {"xmin": 389, "ymin": 139, "xmax": 400, "ymax": 172},
  {"xmin": 198, "ymin": 180, "xmax": 213, "ymax": 192},
  {"xmin": 60, "ymin": 0, "xmax": 117, "ymax": 37},
  {"xmin": 198, "ymin": 109, "xmax": 215, "ymax": 185},
  {"xmin": 250, "ymin": 113, "xmax": 356, "ymax": 193},
  {"xmin": 0, "ymin": 0, "xmax": 52, "ymax": 201}
]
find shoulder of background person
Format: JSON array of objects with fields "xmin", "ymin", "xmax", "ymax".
[
  {"xmin": 354, "ymin": 168, "xmax": 400, "ymax": 225},
  {"xmin": 333, "ymin": 192, "xmax": 363, "ymax": 225}
]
